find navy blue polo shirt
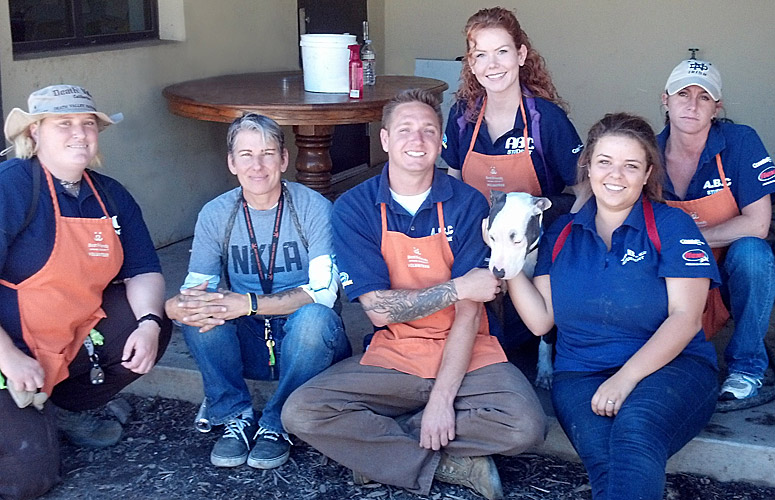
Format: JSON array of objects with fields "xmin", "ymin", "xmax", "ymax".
[
  {"xmin": 333, "ymin": 164, "xmax": 489, "ymax": 302},
  {"xmin": 658, "ymin": 121, "xmax": 775, "ymax": 208},
  {"xmin": 0, "ymin": 158, "xmax": 160, "ymax": 351},
  {"xmin": 534, "ymin": 197, "xmax": 720, "ymax": 373},
  {"xmin": 441, "ymin": 96, "xmax": 583, "ymax": 196}
]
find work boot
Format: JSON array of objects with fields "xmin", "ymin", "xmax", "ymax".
[
  {"xmin": 433, "ymin": 453, "xmax": 503, "ymax": 500},
  {"xmin": 55, "ymin": 407, "xmax": 123, "ymax": 448},
  {"xmin": 351, "ymin": 469, "xmax": 373, "ymax": 485},
  {"xmin": 247, "ymin": 426, "xmax": 291, "ymax": 469},
  {"xmin": 211, "ymin": 415, "xmax": 258, "ymax": 467}
]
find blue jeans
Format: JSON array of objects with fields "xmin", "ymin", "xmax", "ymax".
[
  {"xmin": 183, "ymin": 303, "xmax": 351, "ymax": 433},
  {"xmin": 551, "ymin": 355, "xmax": 717, "ymax": 500},
  {"xmin": 720, "ymin": 237, "xmax": 775, "ymax": 379}
]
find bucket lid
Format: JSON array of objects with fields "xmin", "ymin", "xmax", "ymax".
[{"xmin": 300, "ymin": 33, "xmax": 357, "ymax": 46}]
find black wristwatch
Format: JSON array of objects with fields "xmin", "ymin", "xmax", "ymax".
[{"xmin": 136, "ymin": 313, "xmax": 163, "ymax": 329}]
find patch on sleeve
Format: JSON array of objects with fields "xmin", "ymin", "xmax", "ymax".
[{"xmin": 682, "ymin": 249, "xmax": 710, "ymax": 266}]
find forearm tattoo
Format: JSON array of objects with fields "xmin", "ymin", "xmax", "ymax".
[{"xmin": 364, "ymin": 281, "xmax": 458, "ymax": 324}]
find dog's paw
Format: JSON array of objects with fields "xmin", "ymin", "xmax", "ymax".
[
  {"xmin": 535, "ymin": 371, "xmax": 553, "ymax": 390},
  {"xmin": 535, "ymin": 339, "xmax": 553, "ymax": 390}
]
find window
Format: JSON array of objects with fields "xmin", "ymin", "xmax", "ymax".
[{"xmin": 10, "ymin": 0, "xmax": 158, "ymax": 54}]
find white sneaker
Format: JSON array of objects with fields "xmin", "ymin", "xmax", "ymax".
[{"xmin": 719, "ymin": 373, "xmax": 762, "ymax": 401}]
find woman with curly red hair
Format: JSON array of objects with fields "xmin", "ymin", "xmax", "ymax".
[
  {"xmin": 442, "ymin": 6, "xmax": 582, "ymax": 209},
  {"xmin": 443, "ymin": 7, "xmax": 584, "ymax": 355}
]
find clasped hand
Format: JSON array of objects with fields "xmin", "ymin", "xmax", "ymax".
[{"xmin": 171, "ymin": 282, "xmax": 248, "ymax": 332}]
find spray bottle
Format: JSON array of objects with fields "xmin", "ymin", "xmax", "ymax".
[{"xmin": 348, "ymin": 44, "xmax": 363, "ymax": 99}]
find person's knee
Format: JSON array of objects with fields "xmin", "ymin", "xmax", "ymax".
[
  {"xmin": 284, "ymin": 303, "xmax": 345, "ymax": 351},
  {"xmin": 182, "ymin": 322, "xmax": 233, "ymax": 351},
  {"xmin": 281, "ymin": 388, "xmax": 318, "ymax": 437},
  {"xmin": 725, "ymin": 237, "xmax": 774, "ymax": 278}
]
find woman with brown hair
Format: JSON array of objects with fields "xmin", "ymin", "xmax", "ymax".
[{"xmin": 507, "ymin": 113, "xmax": 719, "ymax": 499}]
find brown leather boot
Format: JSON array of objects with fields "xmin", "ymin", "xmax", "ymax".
[{"xmin": 433, "ymin": 453, "xmax": 504, "ymax": 500}]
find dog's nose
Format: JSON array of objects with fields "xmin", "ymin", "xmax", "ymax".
[{"xmin": 492, "ymin": 268, "xmax": 505, "ymax": 279}]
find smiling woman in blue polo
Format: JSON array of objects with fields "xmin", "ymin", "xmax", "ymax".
[{"xmin": 506, "ymin": 113, "xmax": 720, "ymax": 500}]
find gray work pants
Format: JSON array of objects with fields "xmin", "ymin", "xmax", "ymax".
[{"xmin": 282, "ymin": 356, "xmax": 546, "ymax": 495}]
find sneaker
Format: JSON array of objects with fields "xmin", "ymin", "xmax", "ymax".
[
  {"xmin": 246, "ymin": 426, "xmax": 291, "ymax": 469},
  {"xmin": 433, "ymin": 453, "xmax": 503, "ymax": 500},
  {"xmin": 210, "ymin": 416, "xmax": 258, "ymax": 467},
  {"xmin": 55, "ymin": 407, "xmax": 122, "ymax": 448},
  {"xmin": 719, "ymin": 373, "xmax": 762, "ymax": 401}
]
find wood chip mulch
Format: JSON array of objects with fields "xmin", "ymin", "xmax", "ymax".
[{"xmin": 40, "ymin": 395, "xmax": 775, "ymax": 500}]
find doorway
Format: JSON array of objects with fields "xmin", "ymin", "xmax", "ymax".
[{"xmin": 298, "ymin": 0, "xmax": 370, "ymax": 179}]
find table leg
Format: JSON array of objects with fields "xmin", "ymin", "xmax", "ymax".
[{"xmin": 292, "ymin": 124, "xmax": 335, "ymax": 196}]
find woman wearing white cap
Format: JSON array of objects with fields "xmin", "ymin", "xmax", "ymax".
[
  {"xmin": 658, "ymin": 59, "xmax": 775, "ymax": 403},
  {"xmin": 0, "ymin": 85, "xmax": 170, "ymax": 499}
]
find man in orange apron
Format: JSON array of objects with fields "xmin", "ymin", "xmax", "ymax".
[
  {"xmin": 658, "ymin": 59, "xmax": 775, "ymax": 403},
  {"xmin": 283, "ymin": 89, "xmax": 546, "ymax": 500}
]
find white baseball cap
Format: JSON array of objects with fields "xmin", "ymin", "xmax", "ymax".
[
  {"xmin": 4, "ymin": 85, "xmax": 123, "ymax": 142},
  {"xmin": 665, "ymin": 59, "xmax": 722, "ymax": 101}
]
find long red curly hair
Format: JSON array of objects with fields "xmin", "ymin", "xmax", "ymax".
[{"xmin": 457, "ymin": 7, "xmax": 567, "ymax": 122}]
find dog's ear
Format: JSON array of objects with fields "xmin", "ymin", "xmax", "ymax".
[
  {"xmin": 481, "ymin": 218, "xmax": 490, "ymax": 246},
  {"xmin": 488, "ymin": 190, "xmax": 506, "ymax": 230},
  {"xmin": 490, "ymin": 190, "xmax": 506, "ymax": 208},
  {"xmin": 534, "ymin": 196, "xmax": 552, "ymax": 213}
]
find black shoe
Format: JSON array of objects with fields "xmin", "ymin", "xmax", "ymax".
[
  {"xmin": 55, "ymin": 407, "xmax": 123, "ymax": 448},
  {"xmin": 210, "ymin": 415, "xmax": 258, "ymax": 467},
  {"xmin": 246, "ymin": 426, "xmax": 290, "ymax": 469}
]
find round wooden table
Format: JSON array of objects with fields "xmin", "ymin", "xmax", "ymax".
[{"xmin": 162, "ymin": 72, "xmax": 448, "ymax": 195}]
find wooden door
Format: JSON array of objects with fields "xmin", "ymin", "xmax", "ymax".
[{"xmin": 298, "ymin": 0, "xmax": 370, "ymax": 178}]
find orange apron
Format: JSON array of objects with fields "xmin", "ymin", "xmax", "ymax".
[
  {"xmin": 461, "ymin": 97, "xmax": 542, "ymax": 199},
  {"xmin": 0, "ymin": 167, "xmax": 123, "ymax": 394},
  {"xmin": 665, "ymin": 155, "xmax": 739, "ymax": 338},
  {"xmin": 359, "ymin": 202, "xmax": 506, "ymax": 378}
]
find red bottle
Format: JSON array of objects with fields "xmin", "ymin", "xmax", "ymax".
[{"xmin": 348, "ymin": 44, "xmax": 363, "ymax": 99}]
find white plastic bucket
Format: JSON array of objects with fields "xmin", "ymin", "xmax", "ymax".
[{"xmin": 300, "ymin": 34, "xmax": 357, "ymax": 93}]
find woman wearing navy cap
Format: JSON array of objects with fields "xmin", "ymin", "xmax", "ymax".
[
  {"xmin": 507, "ymin": 113, "xmax": 720, "ymax": 500},
  {"xmin": 659, "ymin": 58, "xmax": 775, "ymax": 403},
  {"xmin": 443, "ymin": 6, "xmax": 582, "ymax": 208}
]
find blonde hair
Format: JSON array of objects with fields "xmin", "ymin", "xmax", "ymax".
[{"xmin": 12, "ymin": 118, "xmax": 103, "ymax": 167}]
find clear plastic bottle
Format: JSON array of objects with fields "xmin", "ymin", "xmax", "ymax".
[{"xmin": 361, "ymin": 21, "xmax": 376, "ymax": 86}]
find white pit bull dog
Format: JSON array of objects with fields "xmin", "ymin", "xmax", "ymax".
[{"xmin": 482, "ymin": 191, "xmax": 554, "ymax": 389}]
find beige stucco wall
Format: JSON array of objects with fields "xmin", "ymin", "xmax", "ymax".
[
  {"xmin": 0, "ymin": 0, "xmax": 300, "ymax": 248},
  {"xmin": 3, "ymin": 1, "xmax": 773, "ymax": 248},
  {"xmin": 384, "ymin": 1, "xmax": 775, "ymax": 153}
]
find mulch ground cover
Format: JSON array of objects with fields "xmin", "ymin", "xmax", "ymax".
[{"xmin": 39, "ymin": 395, "xmax": 775, "ymax": 500}]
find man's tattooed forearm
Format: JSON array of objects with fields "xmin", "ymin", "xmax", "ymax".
[{"xmin": 363, "ymin": 281, "xmax": 458, "ymax": 324}]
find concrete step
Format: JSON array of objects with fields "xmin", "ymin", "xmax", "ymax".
[{"xmin": 131, "ymin": 237, "xmax": 775, "ymax": 488}]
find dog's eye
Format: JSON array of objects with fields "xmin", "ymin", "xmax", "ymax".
[{"xmin": 509, "ymin": 231, "xmax": 523, "ymax": 244}]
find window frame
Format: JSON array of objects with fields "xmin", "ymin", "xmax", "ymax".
[{"xmin": 10, "ymin": 0, "xmax": 159, "ymax": 55}]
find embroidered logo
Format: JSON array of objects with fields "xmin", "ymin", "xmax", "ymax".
[
  {"xmin": 87, "ymin": 233, "xmax": 110, "ymax": 258},
  {"xmin": 682, "ymin": 249, "xmax": 710, "ymax": 266},
  {"xmin": 757, "ymin": 166, "xmax": 775, "ymax": 186},
  {"xmin": 572, "ymin": 144, "xmax": 583, "ymax": 154},
  {"xmin": 680, "ymin": 238, "xmax": 705, "ymax": 246},
  {"xmin": 752, "ymin": 156, "xmax": 772, "ymax": 169},
  {"xmin": 339, "ymin": 271, "xmax": 353, "ymax": 288},
  {"xmin": 407, "ymin": 247, "xmax": 430, "ymax": 269},
  {"xmin": 621, "ymin": 249, "xmax": 647, "ymax": 265}
]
